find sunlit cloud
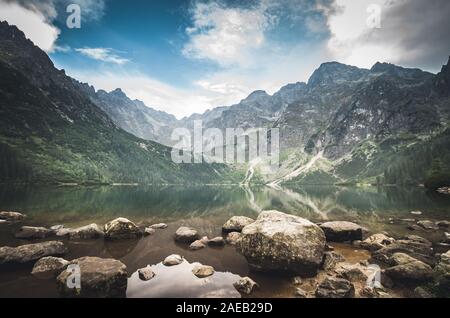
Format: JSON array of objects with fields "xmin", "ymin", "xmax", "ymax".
[{"xmin": 75, "ymin": 47, "xmax": 130, "ymax": 65}]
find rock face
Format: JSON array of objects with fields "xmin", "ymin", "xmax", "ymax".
[
  {"xmin": 174, "ymin": 227, "xmax": 200, "ymax": 243},
  {"xmin": 319, "ymin": 221, "xmax": 364, "ymax": 242},
  {"xmin": 0, "ymin": 211, "xmax": 25, "ymax": 222},
  {"xmin": 138, "ymin": 266, "xmax": 155, "ymax": 281},
  {"xmin": 384, "ymin": 253, "xmax": 433, "ymax": 283},
  {"xmin": 56, "ymin": 257, "xmax": 128, "ymax": 298},
  {"xmin": 31, "ymin": 256, "xmax": 69, "ymax": 279},
  {"xmin": 371, "ymin": 235, "xmax": 434, "ymax": 266},
  {"xmin": 0, "ymin": 241, "xmax": 66, "ymax": 265},
  {"xmin": 104, "ymin": 218, "xmax": 142, "ymax": 240},
  {"xmin": 361, "ymin": 233, "xmax": 395, "ymax": 251},
  {"xmin": 15, "ymin": 226, "xmax": 53, "ymax": 239},
  {"xmin": 233, "ymin": 277, "xmax": 258, "ymax": 295},
  {"xmin": 163, "ymin": 254, "xmax": 184, "ymax": 266},
  {"xmin": 315, "ymin": 277, "xmax": 355, "ymax": 298},
  {"xmin": 222, "ymin": 216, "xmax": 255, "ymax": 233},
  {"xmin": 69, "ymin": 224, "xmax": 104, "ymax": 240},
  {"xmin": 192, "ymin": 265, "xmax": 215, "ymax": 278},
  {"xmin": 237, "ymin": 211, "xmax": 326, "ymax": 275}
]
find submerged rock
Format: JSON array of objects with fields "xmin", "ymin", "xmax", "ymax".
[
  {"xmin": 150, "ymin": 223, "xmax": 168, "ymax": 229},
  {"xmin": 222, "ymin": 216, "xmax": 255, "ymax": 233},
  {"xmin": 320, "ymin": 221, "xmax": 364, "ymax": 242},
  {"xmin": 138, "ymin": 266, "xmax": 156, "ymax": 281},
  {"xmin": 69, "ymin": 224, "xmax": 104, "ymax": 240},
  {"xmin": 237, "ymin": 211, "xmax": 326, "ymax": 275},
  {"xmin": 208, "ymin": 237, "xmax": 225, "ymax": 247},
  {"xmin": 189, "ymin": 240, "xmax": 206, "ymax": 250},
  {"xmin": 361, "ymin": 233, "xmax": 395, "ymax": 252},
  {"xmin": 233, "ymin": 277, "xmax": 258, "ymax": 295},
  {"xmin": 384, "ymin": 253, "xmax": 433, "ymax": 283},
  {"xmin": 192, "ymin": 264, "xmax": 215, "ymax": 278},
  {"xmin": 315, "ymin": 277, "xmax": 355, "ymax": 298},
  {"xmin": 416, "ymin": 220, "xmax": 439, "ymax": 231},
  {"xmin": 0, "ymin": 241, "xmax": 66, "ymax": 265},
  {"xmin": 163, "ymin": 254, "xmax": 184, "ymax": 266},
  {"xmin": 31, "ymin": 256, "xmax": 69, "ymax": 279},
  {"xmin": 15, "ymin": 226, "xmax": 53, "ymax": 239},
  {"xmin": 104, "ymin": 218, "xmax": 142, "ymax": 240},
  {"xmin": 0, "ymin": 211, "xmax": 25, "ymax": 222},
  {"xmin": 57, "ymin": 256, "xmax": 128, "ymax": 298},
  {"xmin": 174, "ymin": 227, "xmax": 200, "ymax": 243},
  {"xmin": 144, "ymin": 227, "xmax": 156, "ymax": 236}
]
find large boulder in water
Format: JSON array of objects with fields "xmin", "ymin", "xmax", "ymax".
[
  {"xmin": 15, "ymin": 226, "xmax": 53, "ymax": 239},
  {"xmin": 319, "ymin": 221, "xmax": 364, "ymax": 242},
  {"xmin": 69, "ymin": 224, "xmax": 104, "ymax": 240},
  {"xmin": 56, "ymin": 257, "xmax": 128, "ymax": 298},
  {"xmin": 0, "ymin": 211, "xmax": 25, "ymax": 222},
  {"xmin": 0, "ymin": 241, "xmax": 66, "ymax": 265},
  {"xmin": 104, "ymin": 218, "xmax": 142, "ymax": 240},
  {"xmin": 236, "ymin": 210, "xmax": 326, "ymax": 276},
  {"xmin": 31, "ymin": 256, "xmax": 69, "ymax": 279},
  {"xmin": 384, "ymin": 253, "xmax": 433, "ymax": 283},
  {"xmin": 174, "ymin": 227, "xmax": 200, "ymax": 243}
]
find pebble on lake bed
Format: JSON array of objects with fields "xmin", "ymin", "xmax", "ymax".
[{"xmin": 233, "ymin": 277, "xmax": 258, "ymax": 295}]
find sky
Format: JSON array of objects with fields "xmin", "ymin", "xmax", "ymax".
[{"xmin": 1, "ymin": 0, "xmax": 450, "ymax": 118}]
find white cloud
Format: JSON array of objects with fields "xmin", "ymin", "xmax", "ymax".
[
  {"xmin": 182, "ymin": 1, "xmax": 274, "ymax": 67},
  {"xmin": 0, "ymin": 0, "xmax": 60, "ymax": 52},
  {"xmin": 325, "ymin": 0, "xmax": 450, "ymax": 71},
  {"xmin": 75, "ymin": 47, "xmax": 130, "ymax": 65},
  {"xmin": 0, "ymin": 0, "xmax": 107, "ymax": 52}
]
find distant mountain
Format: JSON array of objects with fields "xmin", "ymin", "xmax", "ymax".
[
  {"xmin": 95, "ymin": 53, "xmax": 450, "ymax": 186},
  {"xmin": 0, "ymin": 21, "xmax": 234, "ymax": 184}
]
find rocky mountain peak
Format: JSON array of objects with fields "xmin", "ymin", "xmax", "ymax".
[
  {"xmin": 307, "ymin": 62, "xmax": 368, "ymax": 87},
  {"xmin": 370, "ymin": 62, "xmax": 431, "ymax": 80},
  {"xmin": 434, "ymin": 55, "xmax": 450, "ymax": 96}
]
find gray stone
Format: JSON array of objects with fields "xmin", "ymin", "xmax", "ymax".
[
  {"xmin": 222, "ymin": 216, "xmax": 255, "ymax": 233},
  {"xmin": 322, "ymin": 251, "xmax": 345, "ymax": 271},
  {"xmin": 320, "ymin": 221, "xmax": 363, "ymax": 242},
  {"xmin": 69, "ymin": 224, "xmax": 104, "ymax": 240},
  {"xmin": 15, "ymin": 226, "xmax": 53, "ymax": 239},
  {"xmin": 192, "ymin": 265, "xmax": 215, "ymax": 278},
  {"xmin": 57, "ymin": 257, "xmax": 128, "ymax": 298},
  {"xmin": 144, "ymin": 227, "xmax": 156, "ymax": 236},
  {"xmin": 31, "ymin": 256, "xmax": 69, "ymax": 279},
  {"xmin": 0, "ymin": 241, "xmax": 66, "ymax": 265},
  {"xmin": 371, "ymin": 235, "xmax": 434, "ymax": 266},
  {"xmin": 50, "ymin": 225, "xmax": 64, "ymax": 231},
  {"xmin": 315, "ymin": 277, "xmax": 355, "ymax": 298},
  {"xmin": 174, "ymin": 226, "xmax": 200, "ymax": 243},
  {"xmin": 384, "ymin": 253, "xmax": 433, "ymax": 283},
  {"xmin": 361, "ymin": 233, "xmax": 395, "ymax": 252},
  {"xmin": 417, "ymin": 220, "xmax": 439, "ymax": 230},
  {"xmin": 150, "ymin": 223, "xmax": 168, "ymax": 229},
  {"xmin": 433, "ymin": 250, "xmax": 450, "ymax": 293},
  {"xmin": 436, "ymin": 221, "xmax": 450, "ymax": 228},
  {"xmin": 233, "ymin": 277, "xmax": 258, "ymax": 295},
  {"xmin": 0, "ymin": 211, "xmax": 25, "ymax": 222},
  {"xmin": 104, "ymin": 218, "xmax": 142, "ymax": 240},
  {"xmin": 414, "ymin": 286, "xmax": 434, "ymax": 298},
  {"xmin": 189, "ymin": 240, "xmax": 206, "ymax": 250},
  {"xmin": 237, "ymin": 211, "xmax": 326, "ymax": 275},
  {"xmin": 138, "ymin": 266, "xmax": 155, "ymax": 281},
  {"xmin": 208, "ymin": 237, "xmax": 225, "ymax": 247},
  {"xmin": 163, "ymin": 254, "xmax": 183, "ymax": 266}
]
